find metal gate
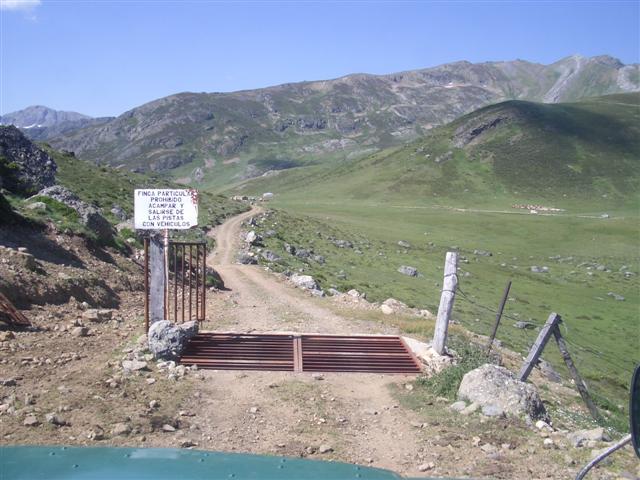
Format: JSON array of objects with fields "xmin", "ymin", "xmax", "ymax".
[{"xmin": 144, "ymin": 239, "xmax": 207, "ymax": 330}]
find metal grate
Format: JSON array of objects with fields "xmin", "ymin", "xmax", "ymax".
[
  {"xmin": 180, "ymin": 333, "xmax": 295, "ymax": 371},
  {"xmin": 179, "ymin": 333, "xmax": 422, "ymax": 374}
]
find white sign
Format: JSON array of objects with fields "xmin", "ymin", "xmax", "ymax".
[{"xmin": 134, "ymin": 189, "xmax": 198, "ymax": 230}]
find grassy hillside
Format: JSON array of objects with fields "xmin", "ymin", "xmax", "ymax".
[
  {"xmin": 238, "ymin": 93, "xmax": 640, "ymax": 209},
  {"xmin": 233, "ymin": 94, "xmax": 640, "ymax": 427}
]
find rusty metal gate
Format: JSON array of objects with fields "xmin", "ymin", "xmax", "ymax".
[
  {"xmin": 144, "ymin": 239, "xmax": 206, "ymax": 330},
  {"xmin": 179, "ymin": 333, "xmax": 422, "ymax": 373}
]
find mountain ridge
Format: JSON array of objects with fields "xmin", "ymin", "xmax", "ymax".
[{"xmin": 46, "ymin": 55, "xmax": 639, "ymax": 187}]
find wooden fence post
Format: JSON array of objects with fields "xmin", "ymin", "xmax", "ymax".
[
  {"xmin": 552, "ymin": 327, "xmax": 602, "ymax": 422},
  {"xmin": 433, "ymin": 251, "xmax": 458, "ymax": 355},
  {"xmin": 518, "ymin": 312, "xmax": 561, "ymax": 381},
  {"xmin": 487, "ymin": 280, "xmax": 512, "ymax": 354},
  {"xmin": 149, "ymin": 233, "xmax": 166, "ymax": 326}
]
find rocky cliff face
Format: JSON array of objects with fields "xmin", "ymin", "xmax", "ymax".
[
  {"xmin": 49, "ymin": 55, "xmax": 639, "ymax": 181},
  {"xmin": 0, "ymin": 126, "xmax": 57, "ymax": 195}
]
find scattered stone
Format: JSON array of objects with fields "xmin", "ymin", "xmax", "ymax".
[
  {"xmin": 418, "ymin": 462, "xmax": 435, "ymax": 472},
  {"xmin": 245, "ymin": 231, "xmax": 260, "ymax": 245},
  {"xmin": 537, "ymin": 359, "xmax": 562, "ymax": 383},
  {"xmin": 111, "ymin": 422, "xmax": 132, "ymax": 436},
  {"xmin": 514, "ymin": 321, "xmax": 536, "ymax": 330},
  {"xmin": 607, "ymin": 292, "xmax": 625, "ymax": 301},
  {"xmin": 567, "ymin": 427, "xmax": 611, "ymax": 448},
  {"xmin": 397, "ymin": 240, "xmax": 411, "ymax": 248},
  {"xmin": 83, "ymin": 309, "xmax": 113, "ymax": 322},
  {"xmin": 87, "ymin": 427, "xmax": 105, "ymax": 441},
  {"xmin": 236, "ymin": 252, "xmax": 257, "ymax": 265},
  {"xmin": 179, "ymin": 440, "xmax": 198, "ymax": 448},
  {"xmin": 450, "ymin": 401, "xmax": 467, "ymax": 412},
  {"xmin": 149, "ymin": 400, "xmax": 160, "ymax": 409},
  {"xmin": 312, "ymin": 255, "xmax": 325, "ymax": 264},
  {"xmin": 480, "ymin": 443, "xmax": 498, "ymax": 454},
  {"xmin": 473, "ymin": 250, "xmax": 492, "ymax": 257},
  {"xmin": 457, "ymin": 364, "xmax": 548, "ymax": 420},
  {"xmin": 45, "ymin": 413, "xmax": 68, "ymax": 426},
  {"xmin": 543, "ymin": 438, "xmax": 557, "ymax": 449},
  {"xmin": 530, "ymin": 266, "xmax": 549, "ymax": 273},
  {"xmin": 71, "ymin": 326, "xmax": 89, "ymax": 337},
  {"xmin": 23, "ymin": 414, "xmax": 39, "ymax": 427},
  {"xmin": 397, "ymin": 265, "xmax": 418, "ymax": 277},
  {"xmin": 312, "ymin": 373, "xmax": 324, "ymax": 381},
  {"xmin": 122, "ymin": 360, "xmax": 148, "ymax": 371},
  {"xmin": 249, "ymin": 406, "xmax": 259, "ymax": 414},
  {"xmin": 0, "ymin": 331, "xmax": 15, "ymax": 341},
  {"xmin": 261, "ymin": 250, "xmax": 280, "ymax": 262},
  {"xmin": 0, "ymin": 378, "xmax": 16, "ymax": 386},
  {"xmin": 318, "ymin": 444, "xmax": 333, "ymax": 454},
  {"xmin": 162, "ymin": 424, "xmax": 176, "ymax": 432},
  {"xmin": 536, "ymin": 420, "xmax": 553, "ymax": 431},
  {"xmin": 332, "ymin": 240, "xmax": 353, "ymax": 249},
  {"xmin": 290, "ymin": 274, "xmax": 318, "ymax": 291}
]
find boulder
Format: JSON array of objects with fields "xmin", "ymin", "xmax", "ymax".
[
  {"xmin": 290, "ymin": 274, "xmax": 318, "ymax": 290},
  {"xmin": 567, "ymin": 428, "xmax": 611, "ymax": 448},
  {"xmin": 457, "ymin": 364, "xmax": 548, "ymax": 421},
  {"xmin": 148, "ymin": 320, "xmax": 199, "ymax": 361},
  {"xmin": 245, "ymin": 231, "xmax": 260, "ymax": 245},
  {"xmin": 261, "ymin": 250, "xmax": 280, "ymax": 262},
  {"xmin": 237, "ymin": 252, "xmax": 257, "ymax": 265},
  {"xmin": 398, "ymin": 265, "xmax": 418, "ymax": 277}
]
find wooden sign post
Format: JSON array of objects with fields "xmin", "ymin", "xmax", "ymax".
[{"xmin": 135, "ymin": 189, "xmax": 199, "ymax": 327}]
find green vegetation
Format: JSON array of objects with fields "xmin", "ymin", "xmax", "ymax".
[
  {"xmin": 240, "ymin": 94, "xmax": 640, "ymax": 429},
  {"xmin": 418, "ymin": 336, "xmax": 493, "ymax": 400}
]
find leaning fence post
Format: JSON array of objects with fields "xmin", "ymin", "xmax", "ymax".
[
  {"xmin": 552, "ymin": 327, "xmax": 602, "ymax": 422},
  {"xmin": 487, "ymin": 280, "xmax": 512, "ymax": 354},
  {"xmin": 518, "ymin": 312, "xmax": 562, "ymax": 381},
  {"xmin": 433, "ymin": 251, "xmax": 458, "ymax": 355}
]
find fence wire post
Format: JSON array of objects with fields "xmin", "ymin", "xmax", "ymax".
[
  {"xmin": 433, "ymin": 251, "xmax": 458, "ymax": 355},
  {"xmin": 487, "ymin": 280, "xmax": 512, "ymax": 354},
  {"xmin": 518, "ymin": 312, "xmax": 561, "ymax": 381},
  {"xmin": 552, "ymin": 327, "xmax": 602, "ymax": 422}
]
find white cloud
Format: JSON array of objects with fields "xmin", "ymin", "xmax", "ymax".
[{"xmin": 0, "ymin": 0, "xmax": 41, "ymax": 11}]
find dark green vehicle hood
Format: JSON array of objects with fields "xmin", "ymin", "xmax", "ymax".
[{"xmin": 0, "ymin": 446, "xmax": 456, "ymax": 480}]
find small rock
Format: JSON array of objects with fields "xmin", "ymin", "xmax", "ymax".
[
  {"xmin": 607, "ymin": 292, "xmax": 625, "ymax": 301},
  {"xmin": 318, "ymin": 444, "xmax": 333, "ymax": 454},
  {"xmin": 480, "ymin": 443, "xmax": 498, "ymax": 454},
  {"xmin": 149, "ymin": 400, "xmax": 160, "ymax": 409},
  {"xmin": 23, "ymin": 414, "xmax": 39, "ymax": 427},
  {"xmin": 397, "ymin": 240, "xmax": 411, "ymax": 248},
  {"xmin": 312, "ymin": 373, "xmax": 324, "ymax": 381},
  {"xmin": 0, "ymin": 331, "xmax": 15, "ymax": 341},
  {"xmin": 249, "ymin": 406, "xmax": 259, "ymax": 414},
  {"xmin": 397, "ymin": 265, "xmax": 418, "ymax": 277},
  {"xmin": 87, "ymin": 428, "xmax": 105, "ymax": 441},
  {"xmin": 162, "ymin": 424, "xmax": 176, "ymax": 432},
  {"xmin": 536, "ymin": 420, "xmax": 552, "ymax": 431},
  {"xmin": 450, "ymin": 401, "xmax": 467, "ymax": 412},
  {"xmin": 514, "ymin": 321, "xmax": 536, "ymax": 330},
  {"xmin": 0, "ymin": 378, "xmax": 16, "ymax": 386},
  {"xmin": 146, "ymin": 378, "xmax": 156, "ymax": 385},
  {"xmin": 418, "ymin": 462, "xmax": 435, "ymax": 472},
  {"xmin": 111, "ymin": 422, "xmax": 132, "ymax": 436},
  {"xmin": 71, "ymin": 326, "xmax": 89, "ymax": 337},
  {"xmin": 380, "ymin": 305, "xmax": 394, "ymax": 315},
  {"xmin": 543, "ymin": 438, "xmax": 556, "ymax": 449},
  {"xmin": 45, "ymin": 413, "xmax": 67, "ymax": 426},
  {"xmin": 122, "ymin": 360, "xmax": 148, "ymax": 371},
  {"xmin": 530, "ymin": 266, "xmax": 549, "ymax": 273},
  {"xmin": 179, "ymin": 440, "xmax": 198, "ymax": 448}
]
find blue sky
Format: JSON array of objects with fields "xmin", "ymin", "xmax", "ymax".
[{"xmin": 1, "ymin": 1, "xmax": 639, "ymax": 117}]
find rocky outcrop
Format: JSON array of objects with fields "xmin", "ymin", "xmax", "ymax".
[
  {"xmin": 0, "ymin": 125, "xmax": 56, "ymax": 195},
  {"xmin": 457, "ymin": 364, "xmax": 548, "ymax": 421},
  {"xmin": 35, "ymin": 185, "xmax": 113, "ymax": 242}
]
